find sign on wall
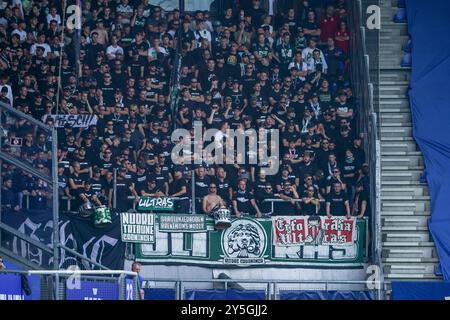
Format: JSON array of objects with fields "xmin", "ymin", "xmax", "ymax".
[
  {"xmin": 66, "ymin": 281, "xmax": 119, "ymax": 300},
  {"xmin": 135, "ymin": 216, "xmax": 365, "ymax": 268},
  {"xmin": 0, "ymin": 274, "xmax": 24, "ymax": 300}
]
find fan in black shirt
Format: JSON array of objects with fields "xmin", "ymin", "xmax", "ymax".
[
  {"xmin": 325, "ymin": 182, "xmax": 350, "ymax": 218},
  {"xmin": 169, "ymin": 167, "xmax": 191, "ymax": 214}
]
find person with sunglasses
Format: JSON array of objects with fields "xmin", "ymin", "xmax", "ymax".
[
  {"xmin": 259, "ymin": 182, "xmax": 277, "ymax": 217},
  {"xmin": 326, "ymin": 167, "xmax": 346, "ymax": 194},
  {"xmin": 302, "ymin": 186, "xmax": 321, "ymax": 216},
  {"xmin": 202, "ymin": 183, "xmax": 227, "ymax": 215}
]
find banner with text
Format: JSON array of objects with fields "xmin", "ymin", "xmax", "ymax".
[
  {"xmin": 159, "ymin": 214, "xmax": 206, "ymax": 232},
  {"xmin": 135, "ymin": 216, "xmax": 365, "ymax": 268},
  {"xmin": 43, "ymin": 114, "xmax": 98, "ymax": 128},
  {"xmin": 138, "ymin": 197, "xmax": 175, "ymax": 211},
  {"xmin": 273, "ymin": 216, "xmax": 357, "ymax": 246},
  {"xmin": 120, "ymin": 212, "xmax": 155, "ymax": 243}
]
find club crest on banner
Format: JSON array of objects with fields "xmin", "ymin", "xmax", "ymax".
[{"xmin": 221, "ymin": 218, "xmax": 267, "ymax": 265}]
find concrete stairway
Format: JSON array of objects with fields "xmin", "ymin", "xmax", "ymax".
[{"xmin": 378, "ymin": 0, "xmax": 441, "ymax": 286}]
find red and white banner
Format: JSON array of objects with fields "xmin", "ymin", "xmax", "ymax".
[{"xmin": 272, "ymin": 216, "xmax": 357, "ymax": 246}]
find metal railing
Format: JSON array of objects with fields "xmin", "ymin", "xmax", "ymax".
[
  {"xmin": 0, "ymin": 269, "xmax": 139, "ymax": 300},
  {"xmin": 0, "ymin": 101, "xmax": 60, "ymax": 270},
  {"xmin": 348, "ymin": 0, "xmax": 384, "ymax": 298},
  {"xmin": 142, "ymin": 278, "xmax": 383, "ymax": 300}
]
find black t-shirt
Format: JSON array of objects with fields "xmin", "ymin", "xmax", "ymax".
[
  {"xmin": 214, "ymin": 178, "xmax": 231, "ymax": 202},
  {"xmin": 90, "ymin": 177, "xmax": 107, "ymax": 198},
  {"xmin": 302, "ymin": 197, "xmax": 319, "ymax": 216},
  {"xmin": 169, "ymin": 178, "xmax": 189, "ymax": 198},
  {"xmin": 326, "ymin": 190, "xmax": 348, "ymax": 216},
  {"xmin": 233, "ymin": 189, "xmax": 254, "ymax": 214},
  {"xmin": 115, "ymin": 177, "xmax": 133, "ymax": 200},
  {"xmin": 195, "ymin": 176, "xmax": 211, "ymax": 198}
]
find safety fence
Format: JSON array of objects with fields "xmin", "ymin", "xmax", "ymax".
[
  {"xmin": 0, "ymin": 269, "xmax": 139, "ymax": 300},
  {"xmin": 141, "ymin": 278, "xmax": 382, "ymax": 300},
  {"xmin": 348, "ymin": 0, "xmax": 383, "ymax": 298}
]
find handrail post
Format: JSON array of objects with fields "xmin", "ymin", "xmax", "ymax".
[
  {"xmin": 52, "ymin": 128, "xmax": 59, "ymax": 270},
  {"xmin": 113, "ymin": 168, "xmax": 117, "ymax": 210}
]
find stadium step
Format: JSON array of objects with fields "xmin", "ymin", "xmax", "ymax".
[
  {"xmin": 380, "ymin": 141, "xmax": 418, "ymax": 152},
  {"xmin": 382, "ymin": 247, "xmax": 437, "ymax": 259},
  {"xmin": 382, "ymin": 216, "xmax": 429, "ymax": 228},
  {"xmin": 380, "ymin": 112, "xmax": 411, "ymax": 124},
  {"xmin": 381, "ymin": 186, "xmax": 428, "ymax": 197},
  {"xmin": 381, "ymin": 155, "xmax": 424, "ymax": 167},
  {"xmin": 381, "ymin": 200, "xmax": 430, "ymax": 212},
  {"xmin": 380, "ymin": 70, "xmax": 410, "ymax": 82},
  {"xmin": 384, "ymin": 264, "xmax": 437, "ymax": 275},
  {"xmin": 380, "ymin": 126, "xmax": 413, "ymax": 137},
  {"xmin": 378, "ymin": 20, "xmax": 436, "ymax": 283}
]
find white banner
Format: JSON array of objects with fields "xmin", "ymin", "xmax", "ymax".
[{"xmin": 43, "ymin": 114, "xmax": 98, "ymax": 128}]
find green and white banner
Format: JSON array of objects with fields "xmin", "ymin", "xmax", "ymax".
[
  {"xmin": 135, "ymin": 216, "xmax": 366, "ymax": 268},
  {"xmin": 159, "ymin": 214, "xmax": 206, "ymax": 232},
  {"xmin": 120, "ymin": 212, "xmax": 155, "ymax": 243},
  {"xmin": 138, "ymin": 197, "xmax": 175, "ymax": 211}
]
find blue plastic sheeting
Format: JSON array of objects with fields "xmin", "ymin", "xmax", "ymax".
[
  {"xmin": 393, "ymin": 8, "xmax": 407, "ymax": 23},
  {"xmin": 184, "ymin": 289, "xmax": 266, "ymax": 300},
  {"xmin": 401, "ymin": 53, "xmax": 412, "ymax": 67},
  {"xmin": 2, "ymin": 258, "xmax": 40, "ymax": 300},
  {"xmin": 144, "ymin": 288, "xmax": 176, "ymax": 300},
  {"xmin": 279, "ymin": 290, "xmax": 374, "ymax": 300},
  {"xmin": 391, "ymin": 282, "xmax": 450, "ymax": 300},
  {"xmin": 407, "ymin": 0, "xmax": 450, "ymax": 281}
]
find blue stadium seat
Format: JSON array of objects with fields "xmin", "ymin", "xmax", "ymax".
[
  {"xmin": 401, "ymin": 53, "xmax": 412, "ymax": 67},
  {"xmin": 403, "ymin": 39, "xmax": 412, "ymax": 53},
  {"xmin": 397, "ymin": 0, "xmax": 406, "ymax": 8},
  {"xmin": 393, "ymin": 8, "xmax": 407, "ymax": 23}
]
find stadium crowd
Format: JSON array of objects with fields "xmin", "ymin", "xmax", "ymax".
[{"xmin": 0, "ymin": 0, "xmax": 370, "ymax": 220}]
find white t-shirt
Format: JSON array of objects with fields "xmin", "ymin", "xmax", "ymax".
[
  {"xmin": 30, "ymin": 42, "xmax": 52, "ymax": 57},
  {"xmin": 194, "ymin": 29, "xmax": 211, "ymax": 44},
  {"xmin": 148, "ymin": 46, "xmax": 168, "ymax": 59},
  {"xmin": 0, "ymin": 84, "xmax": 13, "ymax": 107},
  {"xmin": 11, "ymin": 29, "xmax": 27, "ymax": 42},
  {"xmin": 288, "ymin": 61, "xmax": 308, "ymax": 81},
  {"xmin": 46, "ymin": 13, "xmax": 61, "ymax": 25},
  {"xmin": 106, "ymin": 44, "xmax": 124, "ymax": 58}
]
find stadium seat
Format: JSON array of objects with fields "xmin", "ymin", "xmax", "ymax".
[
  {"xmin": 403, "ymin": 39, "xmax": 412, "ymax": 53},
  {"xmin": 393, "ymin": 8, "xmax": 407, "ymax": 23},
  {"xmin": 401, "ymin": 53, "xmax": 412, "ymax": 67}
]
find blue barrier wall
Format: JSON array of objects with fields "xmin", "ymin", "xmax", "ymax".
[
  {"xmin": 407, "ymin": 0, "xmax": 450, "ymax": 280},
  {"xmin": 391, "ymin": 282, "xmax": 450, "ymax": 300}
]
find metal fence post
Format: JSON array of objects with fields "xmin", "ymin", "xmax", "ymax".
[
  {"xmin": 52, "ymin": 128, "xmax": 60, "ymax": 270},
  {"xmin": 55, "ymin": 273, "xmax": 60, "ymax": 300},
  {"xmin": 118, "ymin": 274, "xmax": 125, "ymax": 300},
  {"xmin": 113, "ymin": 168, "xmax": 117, "ymax": 209}
]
